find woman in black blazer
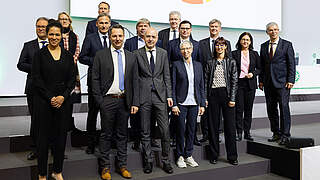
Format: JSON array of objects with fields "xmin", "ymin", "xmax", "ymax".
[
  {"xmin": 32, "ymin": 21, "xmax": 75, "ymax": 180},
  {"xmin": 231, "ymin": 32, "xmax": 261, "ymax": 141}
]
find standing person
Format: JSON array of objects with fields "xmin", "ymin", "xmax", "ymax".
[
  {"xmin": 205, "ymin": 37, "xmax": 238, "ymax": 165},
  {"xmin": 198, "ymin": 19, "xmax": 231, "ymax": 143},
  {"xmin": 132, "ymin": 27, "xmax": 174, "ymax": 174},
  {"xmin": 85, "ymin": 1, "xmax": 118, "ymax": 36},
  {"xmin": 32, "ymin": 21, "xmax": 75, "ymax": 180},
  {"xmin": 58, "ymin": 12, "xmax": 81, "ymax": 132},
  {"xmin": 232, "ymin": 32, "xmax": 261, "ymax": 141},
  {"xmin": 17, "ymin": 17, "xmax": 48, "ymax": 161},
  {"xmin": 158, "ymin": 11, "xmax": 181, "ymax": 50},
  {"xmin": 79, "ymin": 13, "xmax": 111, "ymax": 154},
  {"xmin": 92, "ymin": 24, "xmax": 135, "ymax": 180},
  {"xmin": 172, "ymin": 40, "xmax": 205, "ymax": 168},
  {"xmin": 259, "ymin": 22, "xmax": 295, "ymax": 145}
]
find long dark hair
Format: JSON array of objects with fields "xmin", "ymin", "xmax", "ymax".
[
  {"xmin": 213, "ymin": 37, "xmax": 229, "ymax": 59},
  {"xmin": 235, "ymin": 32, "xmax": 254, "ymax": 50}
]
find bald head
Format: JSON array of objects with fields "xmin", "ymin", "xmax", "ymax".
[{"xmin": 144, "ymin": 27, "xmax": 158, "ymax": 49}]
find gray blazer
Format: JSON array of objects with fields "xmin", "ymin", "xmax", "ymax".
[{"xmin": 133, "ymin": 47, "xmax": 172, "ymax": 106}]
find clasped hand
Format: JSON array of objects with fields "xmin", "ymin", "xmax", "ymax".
[{"xmin": 51, "ymin": 96, "xmax": 64, "ymax": 108}]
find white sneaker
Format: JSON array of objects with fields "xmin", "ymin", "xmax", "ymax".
[
  {"xmin": 185, "ymin": 156, "xmax": 199, "ymax": 167},
  {"xmin": 176, "ymin": 156, "xmax": 187, "ymax": 168}
]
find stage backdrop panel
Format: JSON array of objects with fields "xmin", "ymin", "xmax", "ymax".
[{"xmin": 300, "ymin": 146, "xmax": 320, "ymax": 180}]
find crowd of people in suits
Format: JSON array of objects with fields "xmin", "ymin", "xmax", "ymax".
[{"xmin": 17, "ymin": 1, "xmax": 296, "ymax": 180}]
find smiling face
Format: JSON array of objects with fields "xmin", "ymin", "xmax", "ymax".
[
  {"xmin": 240, "ymin": 34, "xmax": 251, "ymax": 50},
  {"xmin": 47, "ymin": 26, "xmax": 62, "ymax": 48},
  {"xmin": 110, "ymin": 28, "xmax": 124, "ymax": 50},
  {"xmin": 96, "ymin": 16, "xmax": 111, "ymax": 35},
  {"xmin": 209, "ymin": 22, "xmax": 221, "ymax": 38},
  {"xmin": 180, "ymin": 42, "xmax": 193, "ymax": 60},
  {"xmin": 58, "ymin": 13, "xmax": 70, "ymax": 28},
  {"xmin": 36, "ymin": 19, "xmax": 48, "ymax": 40},
  {"xmin": 179, "ymin": 23, "xmax": 192, "ymax": 40},
  {"xmin": 215, "ymin": 43, "xmax": 227, "ymax": 56},
  {"xmin": 267, "ymin": 24, "xmax": 279, "ymax": 42},
  {"xmin": 136, "ymin": 22, "xmax": 150, "ymax": 38},
  {"xmin": 169, "ymin": 13, "xmax": 180, "ymax": 30},
  {"xmin": 144, "ymin": 28, "xmax": 158, "ymax": 49}
]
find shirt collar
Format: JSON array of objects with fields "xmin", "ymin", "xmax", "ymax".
[
  {"xmin": 145, "ymin": 46, "xmax": 156, "ymax": 52},
  {"xmin": 38, "ymin": 38, "xmax": 48, "ymax": 43},
  {"xmin": 170, "ymin": 28, "xmax": 178, "ymax": 32},
  {"xmin": 98, "ymin": 31, "xmax": 108, "ymax": 39},
  {"xmin": 270, "ymin": 37, "xmax": 279, "ymax": 45},
  {"xmin": 111, "ymin": 45, "xmax": 124, "ymax": 52}
]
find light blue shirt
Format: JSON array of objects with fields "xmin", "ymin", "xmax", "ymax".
[
  {"xmin": 181, "ymin": 59, "xmax": 197, "ymax": 106},
  {"xmin": 138, "ymin": 37, "xmax": 145, "ymax": 49}
]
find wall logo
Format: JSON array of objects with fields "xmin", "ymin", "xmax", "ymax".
[
  {"xmin": 182, "ymin": 0, "xmax": 211, "ymax": 4},
  {"xmin": 295, "ymin": 71, "xmax": 300, "ymax": 83}
]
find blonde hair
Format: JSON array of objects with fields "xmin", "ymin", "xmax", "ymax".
[{"xmin": 58, "ymin": 12, "xmax": 73, "ymax": 30}]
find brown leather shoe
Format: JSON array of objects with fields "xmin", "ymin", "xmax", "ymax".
[
  {"xmin": 117, "ymin": 167, "xmax": 132, "ymax": 179},
  {"xmin": 101, "ymin": 168, "xmax": 111, "ymax": 180}
]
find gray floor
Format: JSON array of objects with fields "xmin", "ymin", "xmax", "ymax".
[{"xmin": 239, "ymin": 174, "xmax": 291, "ymax": 180}]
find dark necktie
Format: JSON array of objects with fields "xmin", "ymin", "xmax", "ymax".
[
  {"xmin": 173, "ymin": 30, "xmax": 177, "ymax": 39},
  {"xmin": 149, "ymin": 50, "xmax": 155, "ymax": 74},
  {"xmin": 103, "ymin": 35, "xmax": 108, "ymax": 48},
  {"xmin": 115, "ymin": 50, "xmax": 124, "ymax": 91},
  {"xmin": 211, "ymin": 39, "xmax": 215, "ymax": 53},
  {"xmin": 40, "ymin": 40, "xmax": 47, "ymax": 48},
  {"xmin": 269, "ymin": 43, "xmax": 274, "ymax": 60}
]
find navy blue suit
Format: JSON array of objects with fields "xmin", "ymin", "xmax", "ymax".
[
  {"xmin": 168, "ymin": 37, "xmax": 200, "ymax": 67},
  {"xmin": 172, "ymin": 59, "xmax": 205, "ymax": 158},
  {"xmin": 78, "ymin": 32, "xmax": 106, "ymax": 149},
  {"xmin": 259, "ymin": 38, "xmax": 295, "ymax": 137},
  {"xmin": 85, "ymin": 19, "xmax": 118, "ymax": 37},
  {"xmin": 124, "ymin": 36, "xmax": 162, "ymax": 52}
]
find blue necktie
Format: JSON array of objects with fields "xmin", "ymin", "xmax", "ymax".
[
  {"xmin": 40, "ymin": 40, "xmax": 47, "ymax": 48},
  {"xmin": 116, "ymin": 50, "xmax": 124, "ymax": 91}
]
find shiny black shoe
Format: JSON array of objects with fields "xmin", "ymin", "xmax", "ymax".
[
  {"xmin": 85, "ymin": 146, "xmax": 95, "ymax": 154},
  {"xmin": 162, "ymin": 163, "xmax": 173, "ymax": 174},
  {"xmin": 268, "ymin": 134, "xmax": 281, "ymax": 142},
  {"xmin": 151, "ymin": 139, "xmax": 160, "ymax": 148},
  {"xmin": 209, "ymin": 159, "xmax": 217, "ymax": 164},
  {"xmin": 279, "ymin": 136, "xmax": 289, "ymax": 145},
  {"xmin": 131, "ymin": 142, "xmax": 140, "ymax": 152},
  {"xmin": 143, "ymin": 162, "xmax": 153, "ymax": 174},
  {"xmin": 194, "ymin": 139, "xmax": 201, "ymax": 146},
  {"xmin": 236, "ymin": 133, "xmax": 242, "ymax": 141},
  {"xmin": 27, "ymin": 151, "xmax": 37, "ymax": 160},
  {"xmin": 244, "ymin": 134, "xmax": 254, "ymax": 141},
  {"xmin": 228, "ymin": 159, "xmax": 238, "ymax": 165},
  {"xmin": 170, "ymin": 139, "xmax": 176, "ymax": 147},
  {"xmin": 199, "ymin": 136, "xmax": 208, "ymax": 143}
]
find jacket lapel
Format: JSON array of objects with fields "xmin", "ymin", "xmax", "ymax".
[
  {"xmin": 154, "ymin": 47, "xmax": 162, "ymax": 74},
  {"xmin": 141, "ymin": 48, "xmax": 152, "ymax": 74},
  {"xmin": 273, "ymin": 38, "xmax": 282, "ymax": 60}
]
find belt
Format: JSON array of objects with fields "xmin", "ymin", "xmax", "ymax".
[{"xmin": 107, "ymin": 94, "xmax": 125, "ymax": 99}]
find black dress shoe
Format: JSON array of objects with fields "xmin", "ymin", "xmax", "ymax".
[
  {"xmin": 228, "ymin": 159, "xmax": 238, "ymax": 165},
  {"xmin": 199, "ymin": 137, "xmax": 208, "ymax": 143},
  {"xmin": 143, "ymin": 162, "xmax": 153, "ymax": 174},
  {"xmin": 209, "ymin": 159, "xmax": 217, "ymax": 164},
  {"xmin": 194, "ymin": 139, "xmax": 201, "ymax": 146},
  {"xmin": 170, "ymin": 139, "xmax": 176, "ymax": 147},
  {"xmin": 27, "ymin": 151, "xmax": 37, "ymax": 160},
  {"xmin": 236, "ymin": 133, "xmax": 242, "ymax": 141},
  {"xmin": 279, "ymin": 137, "xmax": 289, "ymax": 145},
  {"xmin": 151, "ymin": 139, "xmax": 160, "ymax": 148},
  {"xmin": 85, "ymin": 146, "xmax": 95, "ymax": 154},
  {"xmin": 268, "ymin": 134, "xmax": 281, "ymax": 142},
  {"xmin": 244, "ymin": 134, "xmax": 254, "ymax": 141},
  {"xmin": 131, "ymin": 142, "xmax": 140, "ymax": 152},
  {"xmin": 162, "ymin": 163, "xmax": 173, "ymax": 174}
]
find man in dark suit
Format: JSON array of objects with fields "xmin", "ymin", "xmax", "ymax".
[
  {"xmin": 17, "ymin": 17, "xmax": 48, "ymax": 160},
  {"xmin": 79, "ymin": 13, "xmax": 111, "ymax": 154},
  {"xmin": 259, "ymin": 22, "xmax": 295, "ymax": 145},
  {"xmin": 85, "ymin": 2, "xmax": 118, "ymax": 37},
  {"xmin": 124, "ymin": 18, "xmax": 160, "ymax": 150},
  {"xmin": 198, "ymin": 19, "xmax": 231, "ymax": 143},
  {"xmin": 158, "ymin": 11, "xmax": 181, "ymax": 50},
  {"xmin": 92, "ymin": 24, "xmax": 135, "ymax": 180},
  {"xmin": 167, "ymin": 20, "xmax": 201, "ymax": 146},
  {"xmin": 132, "ymin": 27, "xmax": 174, "ymax": 174}
]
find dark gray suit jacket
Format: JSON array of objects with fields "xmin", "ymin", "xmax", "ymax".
[
  {"xmin": 133, "ymin": 47, "xmax": 172, "ymax": 106},
  {"xmin": 92, "ymin": 47, "xmax": 136, "ymax": 109}
]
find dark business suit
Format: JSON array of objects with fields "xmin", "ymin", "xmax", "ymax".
[
  {"xmin": 79, "ymin": 32, "xmax": 107, "ymax": 150},
  {"xmin": 158, "ymin": 28, "xmax": 170, "ymax": 51},
  {"xmin": 17, "ymin": 38, "xmax": 40, "ymax": 147},
  {"xmin": 92, "ymin": 47, "xmax": 135, "ymax": 169},
  {"xmin": 232, "ymin": 50, "xmax": 261, "ymax": 136},
  {"xmin": 198, "ymin": 37, "xmax": 231, "ymax": 140},
  {"xmin": 172, "ymin": 60, "xmax": 205, "ymax": 158},
  {"xmin": 85, "ymin": 19, "xmax": 118, "ymax": 37},
  {"xmin": 124, "ymin": 36, "xmax": 162, "ymax": 52},
  {"xmin": 259, "ymin": 38, "xmax": 295, "ymax": 137},
  {"xmin": 133, "ymin": 47, "xmax": 172, "ymax": 164}
]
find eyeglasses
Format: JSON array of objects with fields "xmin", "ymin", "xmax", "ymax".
[
  {"xmin": 241, "ymin": 38, "xmax": 251, "ymax": 42},
  {"xmin": 59, "ymin": 18, "xmax": 69, "ymax": 21},
  {"xmin": 181, "ymin": 47, "xmax": 192, "ymax": 51},
  {"xmin": 215, "ymin": 44, "xmax": 225, "ymax": 48},
  {"xmin": 180, "ymin": 27, "xmax": 191, "ymax": 31}
]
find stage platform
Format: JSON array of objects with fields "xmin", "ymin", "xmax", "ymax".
[{"xmin": 0, "ymin": 96, "xmax": 319, "ymax": 179}]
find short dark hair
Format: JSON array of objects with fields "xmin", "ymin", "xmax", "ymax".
[
  {"xmin": 108, "ymin": 24, "xmax": 124, "ymax": 35},
  {"xmin": 36, "ymin": 17, "xmax": 48, "ymax": 25},
  {"xmin": 99, "ymin": 1, "xmax": 110, "ymax": 9},
  {"xmin": 213, "ymin": 37, "xmax": 229, "ymax": 59},
  {"xmin": 46, "ymin": 20, "xmax": 62, "ymax": 35},
  {"xmin": 179, "ymin": 20, "xmax": 192, "ymax": 29},
  {"xmin": 236, "ymin": 32, "xmax": 254, "ymax": 50}
]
